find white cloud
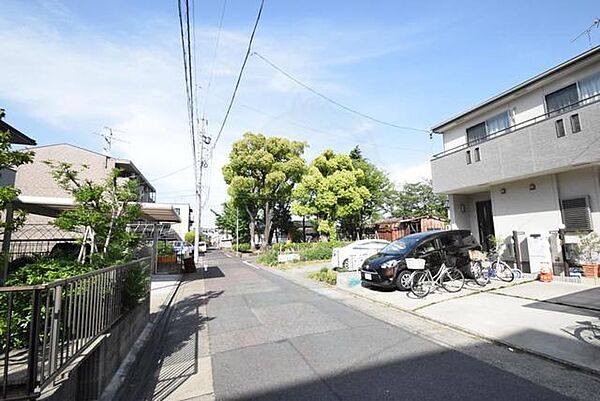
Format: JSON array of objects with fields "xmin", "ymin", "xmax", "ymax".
[
  {"xmin": 0, "ymin": 3, "xmax": 435, "ymax": 226},
  {"xmin": 388, "ymin": 162, "xmax": 432, "ymax": 188}
]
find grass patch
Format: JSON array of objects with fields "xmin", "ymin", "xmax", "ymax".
[{"xmin": 307, "ymin": 267, "xmax": 337, "ymax": 285}]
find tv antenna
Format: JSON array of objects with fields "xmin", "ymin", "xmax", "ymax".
[
  {"xmin": 572, "ymin": 18, "xmax": 600, "ymax": 48},
  {"xmin": 91, "ymin": 126, "xmax": 130, "ymax": 156}
]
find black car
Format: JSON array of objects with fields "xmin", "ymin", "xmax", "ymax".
[{"xmin": 361, "ymin": 230, "xmax": 479, "ymax": 291}]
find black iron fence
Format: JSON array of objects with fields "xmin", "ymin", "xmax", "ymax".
[{"xmin": 0, "ymin": 257, "xmax": 151, "ymax": 400}]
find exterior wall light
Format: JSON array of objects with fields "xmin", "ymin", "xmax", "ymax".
[
  {"xmin": 500, "ymin": 188, "xmax": 506, "ymax": 194},
  {"xmin": 460, "ymin": 204, "xmax": 466, "ymax": 213},
  {"xmin": 529, "ymin": 183, "xmax": 536, "ymax": 191}
]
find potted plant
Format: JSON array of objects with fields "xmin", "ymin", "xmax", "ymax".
[
  {"xmin": 157, "ymin": 242, "xmax": 176, "ymax": 264},
  {"xmin": 576, "ymin": 232, "xmax": 600, "ymax": 278}
]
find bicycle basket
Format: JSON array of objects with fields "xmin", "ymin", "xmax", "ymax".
[
  {"xmin": 468, "ymin": 250, "xmax": 487, "ymax": 261},
  {"xmin": 406, "ymin": 258, "xmax": 426, "ymax": 270}
]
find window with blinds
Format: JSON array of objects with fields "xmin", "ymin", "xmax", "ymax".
[{"xmin": 561, "ymin": 197, "xmax": 592, "ymax": 231}]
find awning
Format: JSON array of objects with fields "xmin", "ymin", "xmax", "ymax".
[{"xmin": 14, "ymin": 195, "xmax": 181, "ymax": 223}]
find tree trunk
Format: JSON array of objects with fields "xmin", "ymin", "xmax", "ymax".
[{"xmin": 262, "ymin": 201, "xmax": 273, "ymax": 250}]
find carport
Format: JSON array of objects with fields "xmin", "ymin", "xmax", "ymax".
[{"xmin": 1, "ymin": 195, "xmax": 181, "ymax": 282}]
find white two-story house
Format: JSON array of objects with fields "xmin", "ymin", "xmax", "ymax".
[{"xmin": 431, "ymin": 46, "xmax": 600, "ymax": 271}]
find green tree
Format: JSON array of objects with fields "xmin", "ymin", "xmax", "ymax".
[
  {"xmin": 391, "ymin": 179, "xmax": 448, "ymax": 219},
  {"xmin": 45, "ymin": 161, "xmax": 141, "ymax": 264},
  {"xmin": 292, "ymin": 149, "xmax": 370, "ymax": 240},
  {"xmin": 222, "ymin": 133, "xmax": 306, "ymax": 249},
  {"xmin": 184, "ymin": 230, "xmax": 196, "ymax": 243},
  {"xmin": 212, "ymin": 201, "xmax": 250, "ymax": 244},
  {"xmin": 342, "ymin": 146, "xmax": 395, "ymax": 238}
]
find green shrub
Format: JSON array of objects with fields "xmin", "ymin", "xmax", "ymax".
[
  {"xmin": 157, "ymin": 242, "xmax": 174, "ymax": 256},
  {"xmin": 271, "ymin": 241, "xmax": 350, "ymax": 262},
  {"xmin": 307, "ymin": 267, "xmax": 336, "ymax": 285},
  {"xmin": 233, "ymin": 243, "xmax": 252, "ymax": 253},
  {"xmin": 257, "ymin": 251, "xmax": 278, "ymax": 266}
]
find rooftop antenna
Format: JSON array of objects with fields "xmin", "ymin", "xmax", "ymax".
[
  {"xmin": 571, "ymin": 18, "xmax": 600, "ymax": 48},
  {"xmin": 91, "ymin": 126, "xmax": 130, "ymax": 157}
]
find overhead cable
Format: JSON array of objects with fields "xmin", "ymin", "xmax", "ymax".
[
  {"xmin": 212, "ymin": 0, "xmax": 265, "ymax": 150},
  {"xmin": 252, "ymin": 51, "xmax": 432, "ymax": 134}
]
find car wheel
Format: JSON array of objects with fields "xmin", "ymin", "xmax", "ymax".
[
  {"xmin": 395, "ymin": 269, "xmax": 412, "ymax": 291},
  {"xmin": 342, "ymin": 258, "xmax": 349, "ymax": 270}
]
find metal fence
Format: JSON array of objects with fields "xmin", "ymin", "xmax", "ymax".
[
  {"xmin": 4, "ymin": 224, "xmax": 80, "ymax": 263},
  {"xmin": 0, "ymin": 257, "xmax": 151, "ymax": 400}
]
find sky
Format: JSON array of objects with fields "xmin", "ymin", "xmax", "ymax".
[{"xmin": 1, "ymin": 0, "xmax": 599, "ymax": 227}]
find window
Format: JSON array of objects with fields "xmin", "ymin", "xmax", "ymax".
[
  {"xmin": 466, "ymin": 111, "xmax": 510, "ymax": 145},
  {"xmin": 561, "ymin": 197, "xmax": 591, "ymax": 231},
  {"xmin": 570, "ymin": 114, "xmax": 581, "ymax": 133},
  {"xmin": 466, "ymin": 150, "xmax": 472, "ymax": 164},
  {"xmin": 578, "ymin": 72, "xmax": 600, "ymax": 102},
  {"xmin": 466, "ymin": 122, "xmax": 486, "ymax": 145},
  {"xmin": 555, "ymin": 119, "xmax": 565, "ymax": 138},
  {"xmin": 474, "ymin": 147, "xmax": 481, "ymax": 162},
  {"xmin": 546, "ymin": 84, "xmax": 579, "ymax": 115},
  {"xmin": 486, "ymin": 111, "xmax": 510, "ymax": 135}
]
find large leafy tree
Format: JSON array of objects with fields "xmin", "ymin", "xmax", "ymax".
[
  {"xmin": 222, "ymin": 133, "xmax": 306, "ymax": 249},
  {"xmin": 292, "ymin": 149, "xmax": 370, "ymax": 240},
  {"xmin": 341, "ymin": 146, "xmax": 395, "ymax": 238},
  {"xmin": 391, "ymin": 179, "xmax": 448, "ymax": 219}
]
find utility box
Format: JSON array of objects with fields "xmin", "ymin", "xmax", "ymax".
[{"xmin": 527, "ymin": 234, "xmax": 552, "ymax": 274}]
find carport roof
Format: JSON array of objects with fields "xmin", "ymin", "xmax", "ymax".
[
  {"xmin": 14, "ymin": 195, "xmax": 181, "ymax": 223},
  {"xmin": 0, "ymin": 119, "xmax": 37, "ymax": 145}
]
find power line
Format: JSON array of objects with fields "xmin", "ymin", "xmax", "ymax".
[
  {"xmin": 202, "ymin": 0, "xmax": 228, "ymax": 118},
  {"xmin": 149, "ymin": 163, "xmax": 194, "ymax": 182},
  {"xmin": 212, "ymin": 0, "xmax": 265, "ymax": 150},
  {"xmin": 252, "ymin": 51, "xmax": 432, "ymax": 134},
  {"xmin": 236, "ymin": 102, "xmax": 429, "ymax": 153}
]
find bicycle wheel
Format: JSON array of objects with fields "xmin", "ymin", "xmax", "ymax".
[
  {"xmin": 471, "ymin": 261, "xmax": 490, "ymax": 287},
  {"xmin": 410, "ymin": 270, "xmax": 433, "ymax": 298},
  {"xmin": 493, "ymin": 261, "xmax": 515, "ymax": 282},
  {"xmin": 441, "ymin": 268, "xmax": 465, "ymax": 293}
]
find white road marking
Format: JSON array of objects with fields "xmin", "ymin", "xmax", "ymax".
[
  {"xmin": 225, "ymin": 253, "xmax": 232, "ymax": 258},
  {"xmin": 242, "ymin": 260, "xmax": 259, "ymax": 269}
]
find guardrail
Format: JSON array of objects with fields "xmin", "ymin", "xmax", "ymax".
[{"xmin": 0, "ymin": 257, "xmax": 150, "ymax": 400}]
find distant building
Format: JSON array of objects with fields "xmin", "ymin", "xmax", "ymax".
[
  {"xmin": 372, "ymin": 216, "xmax": 445, "ymax": 242},
  {"xmin": 168, "ymin": 203, "xmax": 193, "ymax": 241}
]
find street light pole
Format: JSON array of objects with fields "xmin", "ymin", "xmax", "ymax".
[{"xmin": 236, "ymin": 207, "xmax": 239, "ymax": 257}]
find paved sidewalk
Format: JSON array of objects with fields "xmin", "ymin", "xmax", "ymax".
[{"xmin": 279, "ymin": 264, "xmax": 600, "ymax": 375}]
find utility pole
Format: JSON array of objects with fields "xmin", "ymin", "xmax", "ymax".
[{"xmin": 194, "ymin": 118, "xmax": 206, "ymax": 264}]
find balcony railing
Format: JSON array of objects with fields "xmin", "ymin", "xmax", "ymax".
[
  {"xmin": 432, "ymin": 94, "xmax": 600, "ymax": 160},
  {"xmin": 0, "ymin": 257, "xmax": 150, "ymax": 400}
]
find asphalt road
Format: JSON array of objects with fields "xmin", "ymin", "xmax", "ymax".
[{"xmin": 202, "ymin": 251, "xmax": 572, "ymax": 401}]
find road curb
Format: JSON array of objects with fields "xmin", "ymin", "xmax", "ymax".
[{"xmin": 257, "ymin": 264, "xmax": 600, "ymax": 378}]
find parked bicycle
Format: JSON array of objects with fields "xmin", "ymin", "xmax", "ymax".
[
  {"xmin": 409, "ymin": 255, "xmax": 465, "ymax": 298},
  {"xmin": 470, "ymin": 249, "xmax": 515, "ymax": 286}
]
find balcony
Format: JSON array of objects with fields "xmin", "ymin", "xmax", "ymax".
[{"xmin": 432, "ymin": 97, "xmax": 600, "ymax": 193}]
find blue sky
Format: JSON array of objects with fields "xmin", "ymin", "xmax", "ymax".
[{"xmin": 1, "ymin": 0, "xmax": 598, "ymax": 226}]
